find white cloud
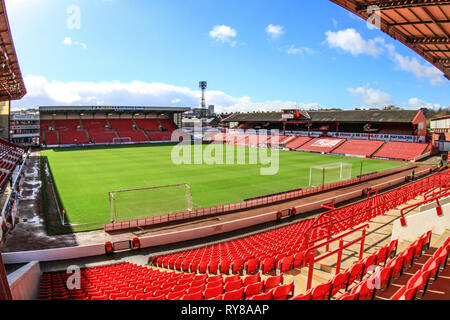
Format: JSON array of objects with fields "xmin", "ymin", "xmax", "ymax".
[
  {"xmin": 408, "ymin": 97, "xmax": 443, "ymax": 110},
  {"xmin": 286, "ymin": 45, "xmax": 316, "ymax": 56},
  {"xmin": 265, "ymin": 24, "xmax": 285, "ymax": 39},
  {"xmin": 62, "ymin": 36, "xmax": 87, "ymax": 50},
  {"xmin": 348, "ymin": 86, "xmax": 393, "ymax": 108},
  {"xmin": 209, "ymin": 25, "xmax": 237, "ymax": 46},
  {"xmin": 392, "ymin": 53, "xmax": 445, "ymax": 85},
  {"xmin": 12, "ymin": 75, "xmax": 320, "ymax": 114},
  {"xmin": 325, "ymin": 28, "xmax": 385, "ymax": 57},
  {"xmin": 325, "ymin": 28, "xmax": 445, "ymax": 85}
]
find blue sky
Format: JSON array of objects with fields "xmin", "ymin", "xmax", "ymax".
[{"xmin": 5, "ymin": 0, "xmax": 449, "ymax": 112}]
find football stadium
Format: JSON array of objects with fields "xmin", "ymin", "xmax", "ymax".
[{"xmin": 0, "ymin": 0, "xmax": 449, "ymax": 310}]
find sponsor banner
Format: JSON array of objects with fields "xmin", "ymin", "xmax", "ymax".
[
  {"xmin": 11, "ymin": 133, "xmax": 40, "ymax": 138},
  {"xmin": 92, "ymin": 106, "xmax": 147, "ymax": 111},
  {"xmin": 11, "ymin": 125, "xmax": 40, "ymax": 130},
  {"xmin": 285, "ymin": 130, "xmax": 322, "ymax": 137},
  {"xmin": 311, "ymin": 139, "xmax": 341, "ymax": 148},
  {"xmin": 12, "ymin": 115, "xmax": 40, "ymax": 121},
  {"xmin": 328, "ymin": 132, "xmax": 424, "ymax": 143}
]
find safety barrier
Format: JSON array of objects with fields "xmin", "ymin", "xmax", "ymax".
[
  {"xmin": 399, "ymin": 189, "xmax": 450, "ymax": 227},
  {"xmin": 104, "ymin": 164, "xmax": 417, "ymax": 232},
  {"xmin": 302, "ymin": 168, "xmax": 450, "ymax": 248},
  {"xmin": 304, "ymin": 224, "xmax": 369, "ymax": 290}
]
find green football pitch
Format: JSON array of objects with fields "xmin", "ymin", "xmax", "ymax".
[{"xmin": 42, "ymin": 144, "xmax": 407, "ymax": 232}]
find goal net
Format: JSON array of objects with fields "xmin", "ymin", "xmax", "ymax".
[
  {"xmin": 113, "ymin": 137, "xmax": 132, "ymax": 144},
  {"xmin": 109, "ymin": 184, "xmax": 193, "ymax": 222},
  {"xmin": 309, "ymin": 162, "xmax": 352, "ymax": 187}
]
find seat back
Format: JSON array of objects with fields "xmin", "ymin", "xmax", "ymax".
[
  {"xmin": 311, "ymin": 280, "xmax": 332, "ymax": 300},
  {"xmin": 244, "ymin": 281, "xmax": 264, "ymax": 299},
  {"xmin": 223, "ymin": 287, "xmax": 244, "ymax": 300},
  {"xmin": 264, "ymin": 274, "xmax": 283, "ymax": 292}
]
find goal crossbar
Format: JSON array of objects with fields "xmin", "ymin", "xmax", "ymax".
[{"xmin": 309, "ymin": 162, "xmax": 352, "ymax": 187}]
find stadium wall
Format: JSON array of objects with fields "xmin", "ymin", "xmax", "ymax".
[{"xmin": 7, "ymin": 261, "xmax": 40, "ymax": 300}]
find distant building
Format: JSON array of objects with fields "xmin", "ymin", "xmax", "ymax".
[
  {"xmin": 430, "ymin": 115, "xmax": 450, "ymax": 152},
  {"xmin": 208, "ymin": 105, "xmax": 215, "ymax": 116},
  {"xmin": 10, "ymin": 109, "xmax": 40, "ymax": 146}
]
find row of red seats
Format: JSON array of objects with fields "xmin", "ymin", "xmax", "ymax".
[
  {"xmin": 39, "ymin": 262, "xmax": 294, "ymax": 301},
  {"xmin": 332, "ymin": 139, "xmax": 385, "ymax": 157},
  {"xmin": 389, "ymin": 235, "xmax": 449, "ymax": 300},
  {"xmin": 116, "ymin": 129, "xmax": 149, "ymax": 142},
  {"xmin": 333, "ymin": 231, "xmax": 441, "ymax": 300},
  {"xmin": 147, "ymin": 131, "xmax": 172, "ymax": 141},
  {"xmin": 291, "ymin": 239, "xmax": 400, "ymax": 300},
  {"xmin": 88, "ymin": 129, "xmax": 117, "ymax": 144},
  {"xmin": 298, "ymin": 137, "xmax": 346, "ymax": 153},
  {"xmin": 135, "ymin": 119, "xmax": 161, "ymax": 131},
  {"xmin": 41, "ymin": 119, "xmax": 178, "ymax": 145},
  {"xmin": 0, "ymin": 139, "xmax": 24, "ymax": 189},
  {"xmin": 58, "ymin": 130, "xmax": 89, "ymax": 145},
  {"xmin": 375, "ymin": 141, "xmax": 430, "ymax": 161},
  {"xmin": 284, "ymin": 136, "xmax": 312, "ymax": 149}
]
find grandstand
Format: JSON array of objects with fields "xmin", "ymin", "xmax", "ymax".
[
  {"xmin": 221, "ymin": 109, "xmax": 432, "ymax": 162},
  {"xmin": 332, "ymin": 139, "xmax": 386, "ymax": 158},
  {"xmin": 1, "ymin": 0, "xmax": 450, "ymax": 307},
  {"xmin": 31, "ymin": 168, "xmax": 450, "ymax": 301},
  {"xmin": 375, "ymin": 142, "xmax": 431, "ymax": 162},
  {"xmin": 39, "ymin": 106, "xmax": 189, "ymax": 146}
]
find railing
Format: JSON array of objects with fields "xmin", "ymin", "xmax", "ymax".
[
  {"xmin": 304, "ymin": 224, "xmax": 369, "ymax": 290},
  {"xmin": 104, "ymin": 164, "xmax": 418, "ymax": 232},
  {"xmin": 399, "ymin": 189, "xmax": 450, "ymax": 227},
  {"xmin": 301, "ymin": 168, "xmax": 450, "ymax": 247},
  {"xmin": 424, "ymin": 185, "xmax": 450, "ymax": 200}
]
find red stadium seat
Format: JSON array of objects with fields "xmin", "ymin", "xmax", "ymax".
[
  {"xmin": 243, "ymin": 273, "xmax": 260, "ymax": 287},
  {"xmin": 250, "ymin": 292, "xmax": 273, "ymax": 301},
  {"xmin": 223, "ymin": 287, "xmax": 244, "ymax": 300},
  {"xmin": 181, "ymin": 292, "xmax": 203, "ymax": 300},
  {"xmin": 264, "ymin": 274, "xmax": 283, "ymax": 292},
  {"xmin": 311, "ymin": 280, "xmax": 332, "ymax": 300},
  {"xmin": 244, "ymin": 282, "xmax": 264, "ymax": 299},
  {"xmin": 271, "ymin": 282, "xmax": 294, "ymax": 300}
]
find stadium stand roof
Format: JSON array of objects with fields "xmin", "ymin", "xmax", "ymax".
[
  {"xmin": 330, "ymin": 0, "xmax": 450, "ymax": 80},
  {"xmin": 0, "ymin": 0, "xmax": 26, "ymax": 101},
  {"xmin": 39, "ymin": 106, "xmax": 191, "ymax": 113},
  {"xmin": 223, "ymin": 110, "xmax": 424, "ymax": 124}
]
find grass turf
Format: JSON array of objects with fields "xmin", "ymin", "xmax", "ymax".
[{"xmin": 42, "ymin": 144, "xmax": 407, "ymax": 232}]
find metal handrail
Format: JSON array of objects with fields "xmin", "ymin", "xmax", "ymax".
[
  {"xmin": 400, "ymin": 189, "xmax": 450, "ymax": 226},
  {"xmin": 303, "ymin": 223, "xmax": 370, "ymax": 290}
]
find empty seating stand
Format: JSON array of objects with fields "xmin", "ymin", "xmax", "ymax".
[
  {"xmin": 332, "ymin": 139, "xmax": 385, "ymax": 157},
  {"xmin": 135, "ymin": 119, "xmax": 160, "ymax": 131},
  {"xmin": 0, "ymin": 139, "xmax": 24, "ymax": 189},
  {"xmin": 284, "ymin": 136, "xmax": 311, "ymax": 150},
  {"xmin": 374, "ymin": 141, "xmax": 430, "ymax": 161},
  {"xmin": 298, "ymin": 137, "xmax": 346, "ymax": 153},
  {"xmin": 40, "ymin": 118, "xmax": 180, "ymax": 146},
  {"xmin": 39, "ymin": 263, "xmax": 294, "ymax": 301}
]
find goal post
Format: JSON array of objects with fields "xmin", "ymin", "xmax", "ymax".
[
  {"xmin": 309, "ymin": 162, "xmax": 352, "ymax": 187},
  {"xmin": 109, "ymin": 183, "xmax": 193, "ymax": 222},
  {"xmin": 113, "ymin": 137, "xmax": 132, "ymax": 144}
]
